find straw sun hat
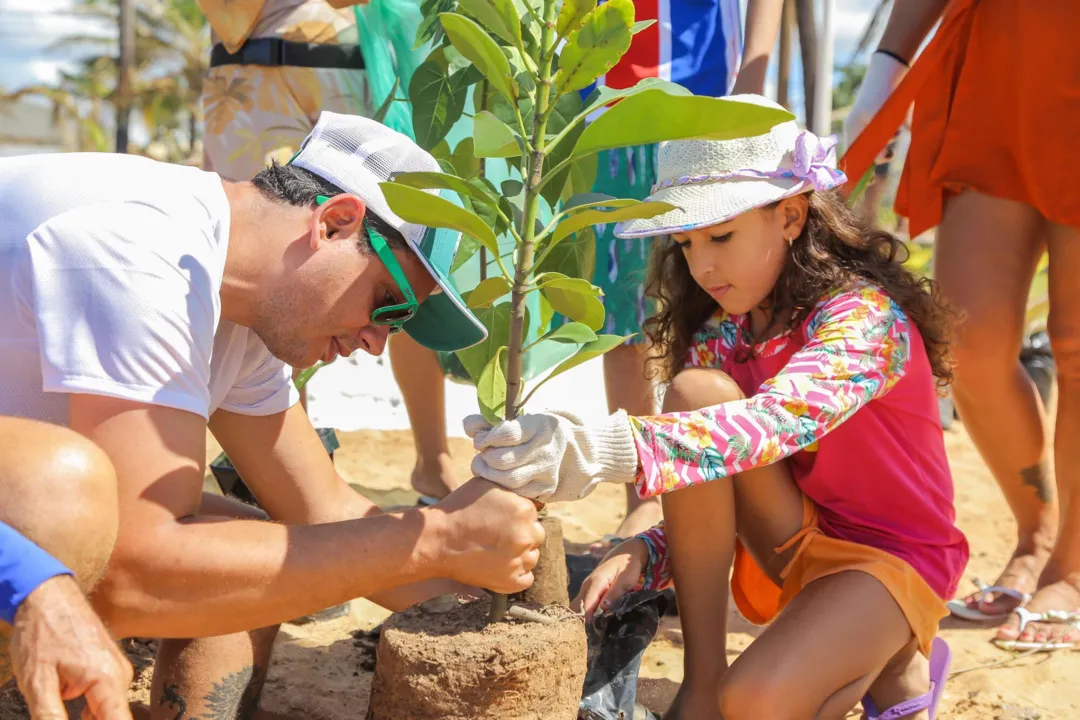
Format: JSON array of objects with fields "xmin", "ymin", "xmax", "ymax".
[{"xmin": 614, "ymin": 94, "xmax": 849, "ymax": 239}]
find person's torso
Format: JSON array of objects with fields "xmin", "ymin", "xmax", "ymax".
[
  {"xmin": 204, "ymin": 0, "xmax": 358, "ymax": 53},
  {"xmin": 0, "ymin": 152, "xmax": 277, "ymax": 425},
  {"xmin": 719, "ymin": 299, "xmax": 968, "ymax": 599}
]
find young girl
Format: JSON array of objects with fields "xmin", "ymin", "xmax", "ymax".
[{"xmin": 465, "ymin": 93, "xmax": 968, "ymax": 720}]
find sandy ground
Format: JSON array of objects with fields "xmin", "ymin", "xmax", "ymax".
[
  {"xmin": 2, "ymin": 354, "xmax": 1075, "ymax": 718},
  {"xmin": 118, "ymin": 422, "xmax": 1072, "ymax": 720}
]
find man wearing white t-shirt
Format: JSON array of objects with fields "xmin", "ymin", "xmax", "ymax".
[{"xmin": 0, "ymin": 113, "xmax": 543, "ymax": 717}]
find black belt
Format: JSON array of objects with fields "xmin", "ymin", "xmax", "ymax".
[{"xmin": 210, "ymin": 38, "xmax": 365, "ymax": 70}]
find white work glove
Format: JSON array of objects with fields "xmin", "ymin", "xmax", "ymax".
[
  {"xmin": 463, "ymin": 410, "xmax": 640, "ymax": 504},
  {"xmin": 843, "ymin": 51, "xmax": 909, "ymax": 163}
]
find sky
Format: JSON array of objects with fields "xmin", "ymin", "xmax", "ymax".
[{"xmin": 0, "ymin": 0, "xmax": 885, "ymax": 118}]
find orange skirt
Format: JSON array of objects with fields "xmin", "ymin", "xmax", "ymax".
[
  {"xmin": 731, "ymin": 497, "xmax": 947, "ymax": 657},
  {"xmin": 842, "ymin": 0, "xmax": 1080, "ymax": 238}
]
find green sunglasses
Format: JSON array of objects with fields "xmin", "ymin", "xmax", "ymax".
[{"xmin": 316, "ymin": 194, "xmax": 418, "ymax": 334}]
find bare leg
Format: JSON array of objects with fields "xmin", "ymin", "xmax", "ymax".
[
  {"xmin": 717, "ymin": 572, "xmax": 925, "ymax": 720},
  {"xmin": 935, "ymin": 190, "xmax": 1054, "ymax": 614},
  {"xmin": 999, "ymin": 220, "xmax": 1080, "ymax": 646},
  {"xmin": 602, "ymin": 343, "xmax": 662, "ymax": 544},
  {"xmin": 660, "ymin": 369, "xmax": 803, "ymax": 719},
  {"xmin": 0, "ymin": 417, "xmax": 120, "ymax": 684},
  {"xmin": 388, "ymin": 332, "xmax": 462, "ymax": 501},
  {"xmin": 150, "ymin": 495, "xmax": 279, "ymax": 720}
]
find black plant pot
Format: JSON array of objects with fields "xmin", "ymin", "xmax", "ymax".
[
  {"xmin": 210, "ymin": 427, "xmax": 340, "ymax": 507},
  {"xmin": 1021, "ymin": 331, "xmax": 1056, "ymax": 409}
]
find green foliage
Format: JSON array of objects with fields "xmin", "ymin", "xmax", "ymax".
[
  {"xmin": 556, "ymin": 0, "xmax": 633, "ymax": 94},
  {"xmin": 390, "ymin": 0, "xmax": 793, "ymax": 428}
]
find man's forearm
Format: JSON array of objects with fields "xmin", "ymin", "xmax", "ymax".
[
  {"xmin": 98, "ymin": 508, "xmax": 444, "ymax": 639},
  {"xmin": 731, "ymin": 0, "xmax": 784, "ymax": 96},
  {"xmin": 877, "ymin": 0, "xmax": 950, "ymax": 62}
]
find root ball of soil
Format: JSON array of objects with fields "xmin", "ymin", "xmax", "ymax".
[{"xmin": 366, "ymin": 596, "xmax": 587, "ymax": 720}]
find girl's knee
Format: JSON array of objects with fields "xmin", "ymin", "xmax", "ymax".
[
  {"xmin": 663, "ymin": 368, "xmax": 744, "ymax": 413},
  {"xmin": 717, "ymin": 669, "xmax": 792, "ymax": 720}
]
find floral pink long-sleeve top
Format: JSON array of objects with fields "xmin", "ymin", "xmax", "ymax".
[{"xmin": 631, "ymin": 283, "xmax": 968, "ymax": 600}]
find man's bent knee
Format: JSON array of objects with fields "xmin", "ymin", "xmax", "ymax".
[
  {"xmin": 0, "ymin": 417, "xmax": 119, "ymax": 594},
  {"xmin": 663, "ymin": 368, "xmax": 745, "ymax": 414}
]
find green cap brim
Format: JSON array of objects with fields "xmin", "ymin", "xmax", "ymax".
[{"xmin": 403, "ymin": 222, "xmax": 488, "ymax": 352}]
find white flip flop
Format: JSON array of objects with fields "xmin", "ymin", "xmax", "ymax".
[
  {"xmin": 992, "ymin": 607, "xmax": 1080, "ymax": 652},
  {"xmin": 946, "ymin": 577, "xmax": 1031, "ymax": 622}
]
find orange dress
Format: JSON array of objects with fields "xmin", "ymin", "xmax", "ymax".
[{"xmin": 842, "ymin": 0, "xmax": 1080, "ymax": 238}]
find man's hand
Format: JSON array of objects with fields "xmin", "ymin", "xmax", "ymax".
[
  {"xmin": 424, "ymin": 479, "xmax": 546, "ymax": 594},
  {"xmin": 463, "ymin": 410, "xmax": 640, "ymax": 503},
  {"xmin": 11, "ymin": 575, "xmax": 133, "ymax": 720}
]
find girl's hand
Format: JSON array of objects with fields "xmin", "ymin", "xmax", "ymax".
[
  {"xmin": 463, "ymin": 410, "xmax": 639, "ymax": 503},
  {"xmin": 571, "ymin": 538, "xmax": 649, "ymax": 622}
]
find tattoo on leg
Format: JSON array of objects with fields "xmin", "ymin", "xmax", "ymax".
[
  {"xmin": 1021, "ymin": 462, "xmax": 1053, "ymax": 504},
  {"xmin": 160, "ymin": 683, "xmax": 187, "ymax": 720},
  {"xmin": 200, "ymin": 665, "xmax": 267, "ymax": 719}
]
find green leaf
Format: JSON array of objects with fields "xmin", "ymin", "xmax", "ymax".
[
  {"xmin": 538, "ymin": 293, "xmax": 555, "ymax": 336},
  {"xmin": 502, "ymin": 179, "xmax": 525, "ymax": 197},
  {"xmin": 429, "ymin": 139, "xmax": 453, "ymax": 163},
  {"xmin": 563, "ymin": 193, "xmax": 618, "ymax": 209},
  {"xmin": 477, "ymin": 347, "xmax": 507, "ymax": 423},
  {"xmin": 550, "ymin": 201, "xmax": 678, "ymax": 247},
  {"xmin": 534, "ymin": 225, "xmax": 596, "ymax": 282},
  {"xmin": 455, "ymin": 303, "xmax": 528, "ymax": 381},
  {"xmin": 391, "ymin": 170, "xmax": 492, "ymax": 202},
  {"xmin": 468, "ymin": 276, "xmax": 513, "ymax": 308},
  {"xmin": 556, "ymin": 0, "xmax": 633, "ymax": 94},
  {"xmin": 572, "ymin": 89, "xmax": 794, "ymax": 160},
  {"xmin": 556, "ymin": 0, "xmax": 596, "ymax": 37},
  {"xmin": 451, "ymin": 138, "xmax": 482, "ymax": 179},
  {"xmin": 541, "ymin": 284, "xmax": 605, "ymax": 331},
  {"xmin": 452, "ymin": 234, "xmax": 483, "ymax": 273},
  {"xmin": 562, "ymin": 155, "xmax": 600, "ymax": 204},
  {"xmin": 440, "ymin": 13, "xmax": 517, "ymax": 105},
  {"xmin": 538, "ymin": 274, "xmax": 602, "ymax": 297},
  {"xmin": 631, "ymin": 19, "xmax": 656, "ymax": 34},
  {"xmin": 416, "ymin": 0, "xmax": 456, "ymax": 48},
  {"xmin": 540, "ymin": 322, "xmax": 597, "ymax": 344},
  {"xmin": 380, "ymin": 182, "xmax": 501, "ymax": 256},
  {"xmin": 474, "ymin": 111, "xmax": 521, "ymax": 158},
  {"xmin": 545, "ymin": 334, "xmax": 635, "ymax": 384},
  {"xmin": 583, "ymin": 77, "xmax": 691, "ymax": 110},
  {"xmin": 409, "ymin": 60, "xmax": 467, "ymax": 150},
  {"xmin": 457, "ymin": 0, "xmax": 522, "ymax": 46},
  {"xmin": 542, "ymin": 91, "xmax": 587, "ymax": 206}
]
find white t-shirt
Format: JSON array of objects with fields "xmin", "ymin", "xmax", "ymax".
[{"xmin": 0, "ymin": 152, "xmax": 298, "ymax": 426}]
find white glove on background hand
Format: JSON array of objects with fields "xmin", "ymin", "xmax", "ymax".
[
  {"xmin": 843, "ymin": 51, "xmax": 909, "ymax": 161},
  {"xmin": 463, "ymin": 410, "xmax": 640, "ymax": 503}
]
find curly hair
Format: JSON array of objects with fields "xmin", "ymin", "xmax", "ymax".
[{"xmin": 643, "ymin": 190, "xmax": 957, "ymax": 389}]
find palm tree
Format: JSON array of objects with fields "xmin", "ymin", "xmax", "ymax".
[{"xmin": 2, "ymin": 0, "xmax": 208, "ymax": 161}]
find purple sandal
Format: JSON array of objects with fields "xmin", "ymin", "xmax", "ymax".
[{"xmin": 862, "ymin": 637, "xmax": 951, "ymax": 719}]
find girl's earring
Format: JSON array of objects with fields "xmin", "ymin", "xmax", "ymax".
[{"xmin": 785, "ymin": 235, "xmax": 794, "ymax": 247}]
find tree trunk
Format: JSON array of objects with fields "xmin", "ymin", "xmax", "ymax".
[
  {"xmin": 795, "ymin": 0, "xmax": 817, "ymax": 126},
  {"xmin": 115, "ymin": 0, "xmax": 134, "ymax": 153},
  {"xmin": 777, "ymin": 0, "xmax": 794, "ymax": 108}
]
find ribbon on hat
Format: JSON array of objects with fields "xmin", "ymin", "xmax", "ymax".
[{"xmin": 651, "ymin": 130, "xmax": 848, "ymax": 194}]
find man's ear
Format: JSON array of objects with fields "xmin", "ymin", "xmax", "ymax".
[
  {"xmin": 313, "ymin": 194, "xmax": 366, "ymax": 247},
  {"xmin": 779, "ymin": 194, "xmax": 809, "ymax": 239}
]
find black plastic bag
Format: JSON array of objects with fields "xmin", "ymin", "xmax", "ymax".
[{"xmin": 578, "ymin": 589, "xmax": 669, "ymax": 720}]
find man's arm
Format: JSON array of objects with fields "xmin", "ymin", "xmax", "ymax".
[
  {"xmin": 73, "ymin": 395, "xmax": 542, "ymax": 640},
  {"xmin": 731, "ymin": 0, "xmax": 785, "ymax": 96},
  {"xmin": 209, "ymin": 403, "xmax": 476, "ymax": 610},
  {"xmin": 0, "ymin": 522, "xmax": 72, "ymax": 626}
]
